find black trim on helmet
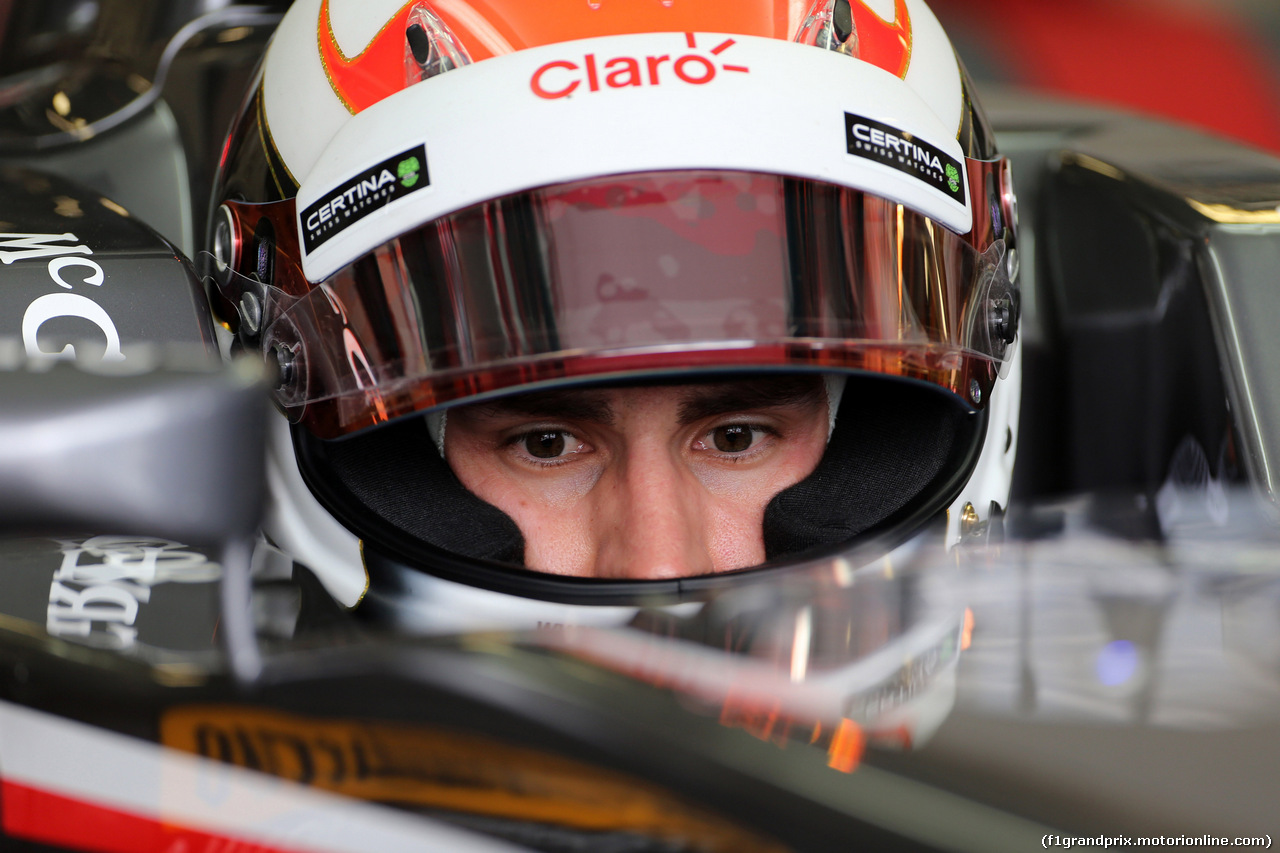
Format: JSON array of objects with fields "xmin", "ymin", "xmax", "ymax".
[{"xmin": 957, "ymin": 55, "xmax": 999, "ymax": 161}]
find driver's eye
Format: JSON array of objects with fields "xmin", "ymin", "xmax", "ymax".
[
  {"xmin": 525, "ymin": 430, "xmax": 568, "ymax": 459},
  {"xmin": 712, "ymin": 424, "xmax": 754, "ymax": 453}
]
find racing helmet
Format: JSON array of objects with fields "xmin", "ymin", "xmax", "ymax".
[{"xmin": 205, "ymin": 0, "xmax": 1021, "ymax": 615}]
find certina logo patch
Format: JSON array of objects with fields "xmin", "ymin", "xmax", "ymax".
[
  {"xmin": 531, "ymin": 33, "xmax": 749, "ymax": 100},
  {"xmin": 844, "ymin": 113, "xmax": 967, "ymax": 206},
  {"xmin": 301, "ymin": 144, "xmax": 428, "ymax": 254}
]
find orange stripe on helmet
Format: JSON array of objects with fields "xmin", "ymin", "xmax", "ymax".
[
  {"xmin": 317, "ymin": 0, "xmax": 419, "ymax": 113},
  {"xmin": 316, "ymin": 0, "xmax": 911, "ymax": 114},
  {"xmin": 445, "ymin": 0, "xmax": 790, "ymax": 47},
  {"xmin": 850, "ymin": 0, "xmax": 912, "ymax": 79}
]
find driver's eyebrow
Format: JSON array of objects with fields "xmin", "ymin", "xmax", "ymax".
[
  {"xmin": 469, "ymin": 389, "xmax": 616, "ymax": 425},
  {"xmin": 677, "ymin": 377, "xmax": 824, "ymax": 425}
]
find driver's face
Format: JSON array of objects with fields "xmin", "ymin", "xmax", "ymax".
[{"xmin": 444, "ymin": 377, "xmax": 829, "ymax": 579}]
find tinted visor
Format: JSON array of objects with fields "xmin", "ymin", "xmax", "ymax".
[{"xmin": 217, "ymin": 169, "xmax": 1017, "ymax": 438}]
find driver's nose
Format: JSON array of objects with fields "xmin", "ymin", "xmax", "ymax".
[{"xmin": 591, "ymin": 441, "xmax": 714, "ymax": 580}]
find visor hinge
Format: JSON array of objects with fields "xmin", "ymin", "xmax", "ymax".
[
  {"xmin": 989, "ymin": 293, "xmax": 1019, "ymax": 347},
  {"xmin": 271, "ymin": 341, "xmax": 297, "ymax": 389}
]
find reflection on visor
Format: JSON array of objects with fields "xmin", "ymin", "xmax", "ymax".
[{"xmin": 215, "ymin": 170, "xmax": 1017, "ymax": 438}]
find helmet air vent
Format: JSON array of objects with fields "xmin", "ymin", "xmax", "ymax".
[
  {"xmin": 794, "ymin": 0, "xmax": 859, "ymax": 57},
  {"xmin": 404, "ymin": 3, "xmax": 472, "ymax": 85}
]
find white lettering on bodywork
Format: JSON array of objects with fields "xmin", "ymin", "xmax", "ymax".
[
  {"xmin": 46, "ymin": 536, "xmax": 221, "ymax": 649},
  {"xmin": 5, "ymin": 232, "xmax": 126, "ymax": 364}
]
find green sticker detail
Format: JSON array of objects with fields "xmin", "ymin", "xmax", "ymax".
[
  {"xmin": 398, "ymin": 156, "xmax": 421, "ymax": 188},
  {"xmin": 945, "ymin": 163, "xmax": 960, "ymax": 194}
]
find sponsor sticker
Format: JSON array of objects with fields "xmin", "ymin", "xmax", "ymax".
[
  {"xmin": 0, "ymin": 231, "xmax": 127, "ymax": 364},
  {"xmin": 301, "ymin": 144, "xmax": 429, "ymax": 254},
  {"xmin": 529, "ymin": 33, "xmax": 749, "ymax": 100},
  {"xmin": 844, "ymin": 113, "xmax": 966, "ymax": 206},
  {"xmin": 45, "ymin": 536, "xmax": 220, "ymax": 650},
  {"xmin": 158, "ymin": 705, "xmax": 779, "ymax": 848}
]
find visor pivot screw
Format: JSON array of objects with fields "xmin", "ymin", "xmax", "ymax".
[
  {"xmin": 989, "ymin": 297, "xmax": 1017, "ymax": 345},
  {"xmin": 960, "ymin": 502, "xmax": 982, "ymax": 537},
  {"xmin": 969, "ymin": 378, "xmax": 982, "ymax": 404},
  {"xmin": 238, "ymin": 291, "xmax": 262, "ymax": 337},
  {"xmin": 272, "ymin": 343, "xmax": 296, "ymax": 389}
]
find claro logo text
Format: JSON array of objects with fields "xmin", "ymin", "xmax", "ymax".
[{"xmin": 531, "ymin": 34, "xmax": 749, "ymax": 100}]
